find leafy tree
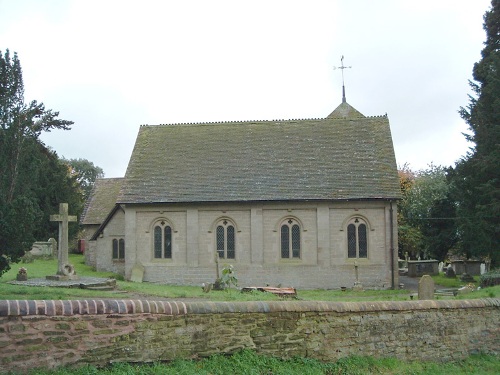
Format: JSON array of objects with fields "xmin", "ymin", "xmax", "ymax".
[
  {"xmin": 62, "ymin": 158, "xmax": 104, "ymax": 200},
  {"xmin": 453, "ymin": 0, "xmax": 500, "ymax": 265},
  {"xmin": 0, "ymin": 49, "xmax": 76, "ymax": 276},
  {"xmin": 397, "ymin": 165, "xmax": 422, "ymax": 260},
  {"xmin": 398, "ymin": 165, "xmax": 457, "ymax": 261}
]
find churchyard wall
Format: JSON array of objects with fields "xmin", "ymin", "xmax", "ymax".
[{"xmin": 0, "ymin": 299, "xmax": 498, "ymax": 373}]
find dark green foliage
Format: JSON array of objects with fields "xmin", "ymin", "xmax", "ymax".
[
  {"xmin": 480, "ymin": 269, "xmax": 500, "ymax": 287},
  {"xmin": 0, "ymin": 49, "xmax": 79, "ymax": 276},
  {"xmin": 453, "ymin": 0, "xmax": 500, "ymax": 266}
]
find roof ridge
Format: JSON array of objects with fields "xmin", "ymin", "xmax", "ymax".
[{"xmin": 139, "ymin": 115, "xmax": 386, "ymax": 128}]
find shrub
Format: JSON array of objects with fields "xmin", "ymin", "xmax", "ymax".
[{"xmin": 479, "ymin": 270, "xmax": 500, "ymax": 288}]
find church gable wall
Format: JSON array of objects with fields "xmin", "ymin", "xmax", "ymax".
[{"xmin": 95, "ymin": 209, "xmax": 125, "ymax": 275}]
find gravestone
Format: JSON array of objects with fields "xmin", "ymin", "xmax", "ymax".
[
  {"xmin": 29, "ymin": 238, "xmax": 57, "ymax": 258},
  {"xmin": 46, "ymin": 203, "xmax": 79, "ymax": 281},
  {"xmin": 418, "ymin": 275, "xmax": 435, "ymax": 300},
  {"xmin": 352, "ymin": 261, "xmax": 363, "ymax": 291},
  {"xmin": 445, "ymin": 266, "xmax": 456, "ymax": 278},
  {"xmin": 130, "ymin": 263, "xmax": 144, "ymax": 283}
]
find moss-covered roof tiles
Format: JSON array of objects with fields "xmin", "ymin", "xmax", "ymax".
[
  {"xmin": 118, "ymin": 104, "xmax": 400, "ymax": 204},
  {"xmin": 81, "ymin": 178, "xmax": 123, "ymax": 224}
]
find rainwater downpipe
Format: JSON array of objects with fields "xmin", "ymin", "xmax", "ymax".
[{"xmin": 389, "ymin": 200, "xmax": 395, "ymax": 289}]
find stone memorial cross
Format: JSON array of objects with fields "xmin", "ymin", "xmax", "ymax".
[{"xmin": 50, "ymin": 203, "xmax": 77, "ymax": 275}]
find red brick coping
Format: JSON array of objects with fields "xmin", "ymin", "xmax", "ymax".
[{"xmin": 0, "ymin": 299, "xmax": 498, "ymax": 317}]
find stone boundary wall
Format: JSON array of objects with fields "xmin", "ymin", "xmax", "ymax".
[{"xmin": 0, "ymin": 299, "xmax": 498, "ymax": 373}]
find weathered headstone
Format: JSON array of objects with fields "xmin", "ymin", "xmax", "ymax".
[
  {"xmin": 445, "ymin": 267, "xmax": 456, "ymax": 278},
  {"xmin": 418, "ymin": 275, "xmax": 435, "ymax": 300},
  {"xmin": 29, "ymin": 238, "xmax": 57, "ymax": 258},
  {"xmin": 130, "ymin": 263, "xmax": 144, "ymax": 283},
  {"xmin": 46, "ymin": 203, "xmax": 78, "ymax": 281},
  {"xmin": 48, "ymin": 237, "xmax": 57, "ymax": 257}
]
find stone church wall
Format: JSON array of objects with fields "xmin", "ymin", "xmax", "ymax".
[
  {"xmin": 94, "ymin": 201, "xmax": 398, "ymax": 289},
  {"xmin": 0, "ymin": 299, "xmax": 498, "ymax": 373}
]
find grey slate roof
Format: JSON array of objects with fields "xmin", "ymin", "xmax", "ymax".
[
  {"xmin": 81, "ymin": 178, "xmax": 123, "ymax": 225},
  {"xmin": 118, "ymin": 103, "xmax": 400, "ymax": 204}
]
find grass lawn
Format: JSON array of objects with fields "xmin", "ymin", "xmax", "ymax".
[
  {"xmin": 0, "ymin": 254, "xmax": 498, "ymax": 301},
  {"xmin": 17, "ymin": 350, "xmax": 500, "ymax": 375}
]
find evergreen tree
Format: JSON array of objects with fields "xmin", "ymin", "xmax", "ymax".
[
  {"xmin": 454, "ymin": 0, "xmax": 500, "ymax": 265},
  {"xmin": 0, "ymin": 50, "xmax": 76, "ymax": 276}
]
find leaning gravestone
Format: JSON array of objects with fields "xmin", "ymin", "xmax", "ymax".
[
  {"xmin": 46, "ymin": 203, "xmax": 79, "ymax": 281},
  {"xmin": 418, "ymin": 275, "xmax": 435, "ymax": 300}
]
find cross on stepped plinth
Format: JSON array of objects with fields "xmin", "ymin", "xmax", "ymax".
[{"xmin": 47, "ymin": 203, "xmax": 78, "ymax": 280}]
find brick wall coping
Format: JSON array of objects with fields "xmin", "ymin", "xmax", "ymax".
[{"xmin": 0, "ymin": 298, "xmax": 499, "ymax": 317}]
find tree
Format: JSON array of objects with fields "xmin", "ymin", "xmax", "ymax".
[
  {"xmin": 397, "ymin": 165, "xmax": 422, "ymax": 260},
  {"xmin": 398, "ymin": 165, "xmax": 457, "ymax": 261},
  {"xmin": 0, "ymin": 49, "xmax": 76, "ymax": 276},
  {"xmin": 62, "ymin": 158, "xmax": 104, "ymax": 200},
  {"xmin": 453, "ymin": 0, "xmax": 500, "ymax": 265}
]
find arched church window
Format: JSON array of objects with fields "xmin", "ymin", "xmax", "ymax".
[
  {"xmin": 216, "ymin": 219, "xmax": 235, "ymax": 259},
  {"xmin": 347, "ymin": 217, "xmax": 368, "ymax": 259},
  {"xmin": 154, "ymin": 221, "xmax": 172, "ymax": 259},
  {"xmin": 281, "ymin": 218, "xmax": 301, "ymax": 259}
]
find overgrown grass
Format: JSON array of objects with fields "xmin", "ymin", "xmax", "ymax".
[
  {"xmin": 18, "ymin": 350, "xmax": 500, "ymax": 375},
  {"xmin": 431, "ymin": 273, "xmax": 480, "ymax": 288},
  {"xmin": 1, "ymin": 255, "xmax": 499, "ymax": 302}
]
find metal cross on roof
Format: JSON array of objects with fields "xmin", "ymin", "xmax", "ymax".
[{"xmin": 333, "ymin": 55, "xmax": 352, "ymax": 103}]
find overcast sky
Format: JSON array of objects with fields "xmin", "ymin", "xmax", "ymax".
[{"xmin": 0, "ymin": 0, "xmax": 491, "ymax": 178}]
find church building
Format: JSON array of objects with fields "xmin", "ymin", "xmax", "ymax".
[{"xmin": 82, "ymin": 100, "xmax": 400, "ymax": 289}]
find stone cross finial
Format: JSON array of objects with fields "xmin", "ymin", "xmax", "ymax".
[{"xmin": 50, "ymin": 203, "xmax": 77, "ymax": 276}]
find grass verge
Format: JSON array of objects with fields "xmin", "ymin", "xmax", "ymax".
[{"xmin": 17, "ymin": 350, "xmax": 500, "ymax": 375}]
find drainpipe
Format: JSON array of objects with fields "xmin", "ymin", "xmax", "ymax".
[{"xmin": 389, "ymin": 200, "xmax": 395, "ymax": 289}]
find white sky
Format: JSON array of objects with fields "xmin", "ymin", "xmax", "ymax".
[{"xmin": 0, "ymin": 0, "xmax": 491, "ymax": 177}]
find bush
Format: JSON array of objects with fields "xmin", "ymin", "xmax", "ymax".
[{"xmin": 479, "ymin": 270, "xmax": 500, "ymax": 288}]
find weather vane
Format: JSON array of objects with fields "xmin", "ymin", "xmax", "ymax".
[{"xmin": 333, "ymin": 56, "xmax": 351, "ymax": 103}]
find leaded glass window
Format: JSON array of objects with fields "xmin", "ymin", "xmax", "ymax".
[
  {"xmin": 154, "ymin": 221, "xmax": 173, "ymax": 259},
  {"xmin": 112, "ymin": 238, "xmax": 125, "ymax": 260},
  {"xmin": 281, "ymin": 225, "xmax": 290, "ymax": 258},
  {"xmin": 292, "ymin": 224, "xmax": 300, "ymax": 258},
  {"xmin": 112, "ymin": 239, "xmax": 119, "ymax": 259},
  {"xmin": 281, "ymin": 219, "xmax": 300, "ymax": 259},
  {"xmin": 164, "ymin": 226, "xmax": 172, "ymax": 258},
  {"xmin": 358, "ymin": 224, "xmax": 367, "ymax": 258},
  {"xmin": 216, "ymin": 220, "xmax": 236, "ymax": 259},
  {"xmin": 347, "ymin": 224, "xmax": 356, "ymax": 258},
  {"xmin": 118, "ymin": 239, "xmax": 125, "ymax": 259},
  {"xmin": 154, "ymin": 226, "xmax": 162, "ymax": 258},
  {"xmin": 227, "ymin": 225, "xmax": 235, "ymax": 259},
  {"xmin": 216, "ymin": 225, "xmax": 225, "ymax": 258},
  {"xmin": 347, "ymin": 218, "xmax": 368, "ymax": 259}
]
